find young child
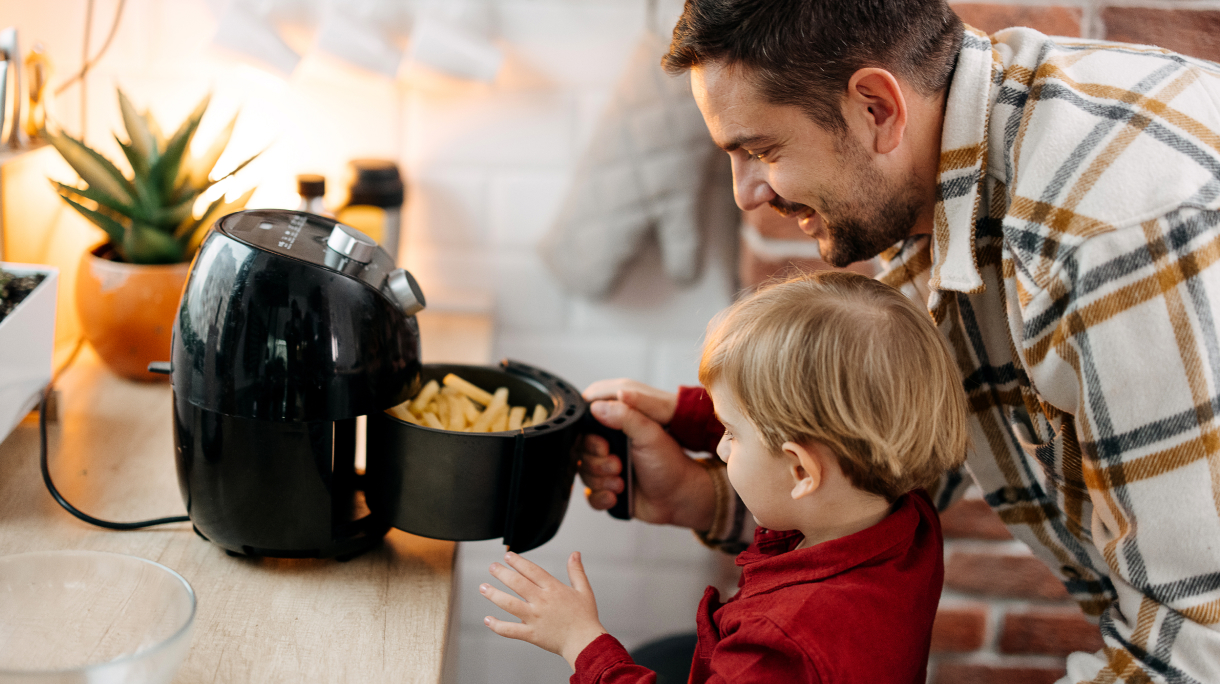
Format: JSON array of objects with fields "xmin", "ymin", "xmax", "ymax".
[{"xmin": 479, "ymin": 271, "xmax": 969, "ymax": 683}]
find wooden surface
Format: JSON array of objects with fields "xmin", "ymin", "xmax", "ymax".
[{"xmin": 0, "ymin": 309, "xmax": 492, "ymax": 683}]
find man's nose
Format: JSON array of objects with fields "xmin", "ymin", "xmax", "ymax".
[{"xmin": 730, "ymin": 158, "xmax": 776, "ymax": 211}]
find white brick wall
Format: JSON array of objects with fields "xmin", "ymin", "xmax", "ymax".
[{"xmin": 6, "ymin": 1, "xmax": 741, "ymax": 681}]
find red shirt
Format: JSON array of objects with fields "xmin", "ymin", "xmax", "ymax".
[{"xmin": 571, "ymin": 491, "xmax": 943, "ymax": 684}]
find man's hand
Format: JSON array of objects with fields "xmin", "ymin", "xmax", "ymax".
[
  {"xmin": 578, "ymin": 399, "xmax": 715, "ymax": 530},
  {"xmin": 481, "ymin": 551, "xmax": 608, "ymax": 671},
  {"xmin": 583, "ymin": 378, "xmax": 678, "ymax": 425}
]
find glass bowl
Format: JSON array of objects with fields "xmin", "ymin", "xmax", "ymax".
[{"xmin": 0, "ymin": 550, "xmax": 196, "ymax": 683}]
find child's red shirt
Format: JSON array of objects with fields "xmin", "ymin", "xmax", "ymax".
[{"xmin": 571, "ymin": 489, "xmax": 943, "ymax": 684}]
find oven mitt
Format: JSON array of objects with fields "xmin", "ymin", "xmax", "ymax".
[{"xmin": 539, "ymin": 30, "xmax": 719, "ymax": 299}]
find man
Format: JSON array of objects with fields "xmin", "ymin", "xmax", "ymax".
[{"xmin": 579, "ymin": 1, "xmax": 1220, "ymax": 682}]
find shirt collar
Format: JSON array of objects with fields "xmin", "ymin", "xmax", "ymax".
[
  {"xmin": 734, "ymin": 491, "xmax": 924, "ymax": 597},
  {"xmin": 930, "ymin": 26, "xmax": 996, "ymax": 294}
]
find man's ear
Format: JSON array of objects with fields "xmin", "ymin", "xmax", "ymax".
[
  {"xmin": 844, "ymin": 67, "xmax": 907, "ymax": 155},
  {"xmin": 782, "ymin": 441, "xmax": 826, "ymax": 500}
]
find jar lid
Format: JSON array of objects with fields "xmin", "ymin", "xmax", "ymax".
[
  {"xmin": 346, "ymin": 159, "xmax": 404, "ymax": 207},
  {"xmin": 297, "ymin": 173, "xmax": 326, "ymax": 198}
]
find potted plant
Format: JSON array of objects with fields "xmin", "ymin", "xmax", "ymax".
[
  {"xmin": 0, "ymin": 263, "xmax": 57, "ymax": 443},
  {"xmin": 47, "ymin": 89, "xmax": 259, "ymax": 381}
]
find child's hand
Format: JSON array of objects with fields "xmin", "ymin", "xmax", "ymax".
[{"xmin": 481, "ymin": 551, "xmax": 608, "ymax": 670}]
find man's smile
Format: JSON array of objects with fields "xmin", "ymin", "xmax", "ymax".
[{"xmin": 796, "ymin": 209, "xmax": 825, "ymax": 240}]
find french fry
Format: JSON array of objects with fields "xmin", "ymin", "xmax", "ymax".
[
  {"xmin": 399, "ymin": 374, "xmax": 551, "ymax": 433},
  {"xmin": 409, "ymin": 379, "xmax": 440, "ymax": 414},
  {"xmin": 436, "ymin": 394, "xmax": 451, "ymax": 428},
  {"xmin": 508, "ymin": 405, "xmax": 526, "ymax": 430},
  {"xmin": 531, "ymin": 404, "xmax": 548, "ymax": 425},
  {"xmin": 420, "ymin": 411, "xmax": 445, "ymax": 430},
  {"xmin": 470, "ymin": 388, "xmax": 509, "ymax": 432},
  {"xmin": 460, "ymin": 396, "xmax": 481, "ymax": 423},
  {"xmin": 443, "ymin": 373, "xmax": 493, "ymax": 406},
  {"xmin": 386, "ymin": 402, "xmax": 415, "ymax": 422},
  {"xmin": 446, "ymin": 393, "xmax": 467, "ymax": 431}
]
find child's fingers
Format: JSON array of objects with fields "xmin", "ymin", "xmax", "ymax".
[
  {"xmin": 503, "ymin": 552, "xmax": 556, "ymax": 587},
  {"xmin": 489, "ymin": 561, "xmax": 540, "ymax": 599},
  {"xmin": 479, "ymin": 582, "xmax": 530, "ymax": 619},
  {"xmin": 566, "ymin": 551, "xmax": 594, "ymax": 595},
  {"xmin": 483, "ymin": 615, "xmax": 532, "ymax": 642}
]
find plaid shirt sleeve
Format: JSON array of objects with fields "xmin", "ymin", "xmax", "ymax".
[{"xmin": 901, "ymin": 26, "xmax": 1220, "ymax": 683}]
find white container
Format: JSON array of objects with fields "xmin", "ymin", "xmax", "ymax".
[{"xmin": 0, "ymin": 263, "xmax": 57, "ymax": 443}]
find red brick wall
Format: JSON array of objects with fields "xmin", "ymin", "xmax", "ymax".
[
  {"xmin": 930, "ymin": 489, "xmax": 1105, "ymax": 683},
  {"xmin": 731, "ymin": 5, "xmax": 1220, "ymax": 682}
]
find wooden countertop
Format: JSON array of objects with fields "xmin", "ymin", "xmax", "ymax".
[{"xmin": 0, "ymin": 310, "xmax": 492, "ymax": 683}]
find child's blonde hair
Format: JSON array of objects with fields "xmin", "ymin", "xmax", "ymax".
[{"xmin": 698, "ymin": 271, "xmax": 968, "ymax": 502}]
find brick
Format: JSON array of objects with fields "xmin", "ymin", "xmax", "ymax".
[
  {"xmin": 952, "ymin": 4, "xmax": 1082, "ymax": 38},
  {"xmin": 930, "ymin": 605, "xmax": 988, "ymax": 653},
  {"xmin": 945, "ymin": 552, "xmax": 1069, "ymax": 600},
  {"xmin": 1103, "ymin": 8, "xmax": 1220, "ymax": 64},
  {"xmin": 940, "ymin": 498, "xmax": 1012, "ymax": 540},
  {"xmin": 933, "ymin": 662, "xmax": 1066, "ymax": 684},
  {"xmin": 1000, "ymin": 608, "xmax": 1104, "ymax": 656}
]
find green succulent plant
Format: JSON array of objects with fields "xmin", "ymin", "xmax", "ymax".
[{"xmin": 48, "ymin": 89, "xmax": 260, "ymax": 264}]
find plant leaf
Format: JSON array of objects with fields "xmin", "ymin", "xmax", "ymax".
[
  {"xmin": 144, "ymin": 109, "xmax": 166, "ymax": 152},
  {"xmin": 125, "ymin": 222, "xmax": 183, "ymax": 264},
  {"xmin": 118, "ymin": 89, "xmax": 158, "ymax": 166},
  {"xmin": 113, "ymin": 135, "xmax": 161, "ymax": 218},
  {"xmin": 179, "ymin": 186, "xmax": 256, "ymax": 258},
  {"xmin": 208, "ymin": 146, "xmax": 266, "ymax": 186},
  {"xmin": 151, "ymin": 93, "xmax": 210, "ymax": 200},
  {"xmin": 174, "ymin": 196, "xmax": 222, "ymax": 241},
  {"xmin": 186, "ymin": 111, "xmax": 238, "ymax": 189},
  {"xmin": 58, "ymin": 194, "xmax": 129, "ymax": 257},
  {"xmin": 46, "ymin": 129, "xmax": 136, "ymax": 206},
  {"xmin": 153, "ymin": 191, "xmax": 199, "ymax": 227},
  {"xmin": 115, "ymin": 135, "xmax": 149, "ymax": 179},
  {"xmin": 52, "ymin": 180, "xmax": 138, "ymax": 219}
]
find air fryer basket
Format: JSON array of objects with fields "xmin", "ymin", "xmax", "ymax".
[{"xmin": 364, "ymin": 359, "xmax": 587, "ymax": 552}]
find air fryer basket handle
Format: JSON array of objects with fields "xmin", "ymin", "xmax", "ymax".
[
  {"xmin": 499, "ymin": 358, "xmax": 632, "ymax": 521},
  {"xmin": 579, "ymin": 414, "xmax": 632, "ymax": 521}
]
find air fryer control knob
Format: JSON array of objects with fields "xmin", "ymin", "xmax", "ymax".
[
  {"xmin": 326, "ymin": 223, "xmax": 378, "ymax": 263},
  {"xmin": 386, "ymin": 268, "xmax": 426, "ymax": 316}
]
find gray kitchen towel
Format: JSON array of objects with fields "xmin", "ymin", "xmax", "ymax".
[{"xmin": 539, "ymin": 30, "xmax": 719, "ymax": 299}]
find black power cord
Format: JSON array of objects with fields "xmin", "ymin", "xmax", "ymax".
[{"xmin": 38, "ymin": 378, "xmax": 189, "ymax": 531}]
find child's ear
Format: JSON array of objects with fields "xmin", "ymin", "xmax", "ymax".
[{"xmin": 782, "ymin": 441, "xmax": 826, "ymax": 500}]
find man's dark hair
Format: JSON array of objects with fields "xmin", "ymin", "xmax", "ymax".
[{"xmin": 663, "ymin": 0, "xmax": 963, "ymax": 132}]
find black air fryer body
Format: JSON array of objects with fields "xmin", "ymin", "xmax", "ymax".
[
  {"xmin": 171, "ymin": 209, "xmax": 611, "ymax": 559},
  {"xmin": 172, "ymin": 210, "xmax": 425, "ymax": 558}
]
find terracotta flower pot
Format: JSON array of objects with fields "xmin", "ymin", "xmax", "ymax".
[{"xmin": 76, "ymin": 243, "xmax": 190, "ymax": 382}]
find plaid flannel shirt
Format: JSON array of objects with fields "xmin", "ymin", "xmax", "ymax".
[
  {"xmin": 699, "ymin": 24, "xmax": 1220, "ymax": 683},
  {"xmin": 876, "ymin": 26, "xmax": 1220, "ymax": 684}
]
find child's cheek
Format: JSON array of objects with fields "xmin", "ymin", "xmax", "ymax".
[{"xmin": 716, "ymin": 437, "xmax": 730, "ymax": 463}]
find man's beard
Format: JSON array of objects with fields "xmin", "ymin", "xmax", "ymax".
[
  {"xmin": 769, "ymin": 141, "xmax": 924, "ymax": 269},
  {"xmin": 817, "ymin": 184, "xmax": 922, "ymax": 268}
]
